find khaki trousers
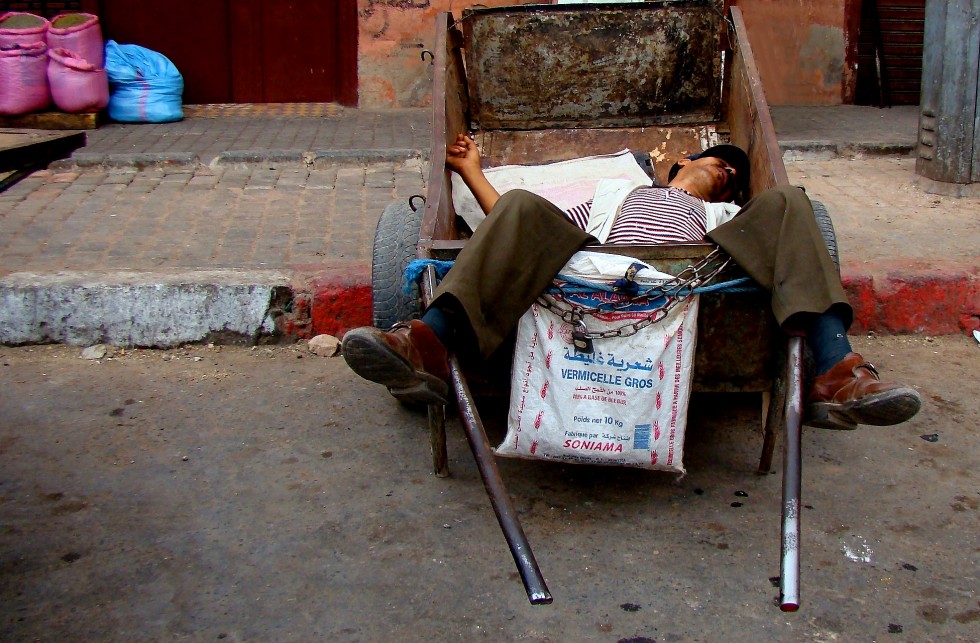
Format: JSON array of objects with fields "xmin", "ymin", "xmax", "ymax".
[{"xmin": 432, "ymin": 185, "xmax": 850, "ymax": 359}]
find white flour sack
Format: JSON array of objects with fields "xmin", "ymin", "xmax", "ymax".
[{"xmin": 497, "ymin": 252, "xmax": 699, "ymax": 473}]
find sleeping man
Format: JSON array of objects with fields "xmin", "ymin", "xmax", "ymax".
[{"xmin": 342, "ymin": 135, "xmax": 921, "ymax": 431}]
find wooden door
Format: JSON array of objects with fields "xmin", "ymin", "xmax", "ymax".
[
  {"xmin": 230, "ymin": 0, "xmax": 357, "ymax": 104},
  {"xmin": 86, "ymin": 0, "xmax": 357, "ymax": 105},
  {"xmin": 855, "ymin": 0, "xmax": 926, "ymax": 106},
  {"xmin": 88, "ymin": 0, "xmax": 232, "ymax": 104}
]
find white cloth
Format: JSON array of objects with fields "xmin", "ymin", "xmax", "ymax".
[
  {"xmin": 704, "ymin": 201, "xmax": 741, "ymax": 231},
  {"xmin": 451, "ymin": 149, "xmax": 652, "ymax": 232}
]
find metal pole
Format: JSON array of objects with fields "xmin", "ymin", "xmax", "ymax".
[
  {"xmin": 422, "ymin": 265, "xmax": 450, "ymax": 477},
  {"xmin": 448, "ymin": 355, "xmax": 553, "ymax": 605},
  {"xmin": 780, "ymin": 336, "xmax": 804, "ymax": 611}
]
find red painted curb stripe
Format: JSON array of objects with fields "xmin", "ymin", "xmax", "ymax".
[
  {"xmin": 291, "ymin": 262, "xmax": 980, "ymax": 340},
  {"xmin": 843, "ymin": 262, "xmax": 979, "ymax": 335}
]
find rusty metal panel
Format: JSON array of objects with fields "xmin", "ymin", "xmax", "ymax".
[
  {"xmin": 462, "ymin": 1, "xmax": 725, "ymax": 130},
  {"xmin": 693, "ymin": 291, "xmax": 777, "ymax": 392}
]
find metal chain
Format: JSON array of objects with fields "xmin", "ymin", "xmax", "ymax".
[{"xmin": 535, "ymin": 248, "xmax": 734, "ymax": 340}]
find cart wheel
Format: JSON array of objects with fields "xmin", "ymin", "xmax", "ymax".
[
  {"xmin": 372, "ymin": 201, "xmax": 424, "ymax": 329},
  {"xmin": 811, "ymin": 200, "xmax": 839, "ymax": 273}
]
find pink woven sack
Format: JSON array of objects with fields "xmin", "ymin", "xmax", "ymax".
[
  {"xmin": 47, "ymin": 47, "xmax": 108, "ymax": 113},
  {"xmin": 0, "ymin": 41, "xmax": 50, "ymax": 115},
  {"xmin": 48, "ymin": 13, "xmax": 103, "ymax": 67},
  {"xmin": 0, "ymin": 12, "xmax": 49, "ymax": 49}
]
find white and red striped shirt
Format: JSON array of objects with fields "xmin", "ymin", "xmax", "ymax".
[{"xmin": 564, "ymin": 186, "xmax": 707, "ymax": 244}]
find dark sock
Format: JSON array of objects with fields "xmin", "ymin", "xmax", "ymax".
[
  {"xmin": 807, "ymin": 309, "xmax": 852, "ymax": 375},
  {"xmin": 421, "ymin": 306, "xmax": 454, "ymax": 348}
]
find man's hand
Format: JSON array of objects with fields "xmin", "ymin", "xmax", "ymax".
[
  {"xmin": 446, "ymin": 133, "xmax": 500, "ymax": 214},
  {"xmin": 446, "ymin": 134, "xmax": 482, "ymax": 176}
]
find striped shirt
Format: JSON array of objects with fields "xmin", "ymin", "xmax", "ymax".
[{"xmin": 564, "ymin": 186, "xmax": 707, "ymax": 244}]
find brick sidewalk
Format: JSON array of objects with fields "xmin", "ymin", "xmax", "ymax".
[
  {"xmin": 11, "ymin": 156, "xmax": 972, "ymax": 277},
  {"xmin": 770, "ymin": 105, "xmax": 919, "ymax": 157},
  {"xmin": 0, "ymin": 161, "xmax": 426, "ymax": 276},
  {"xmin": 76, "ymin": 108, "xmax": 431, "ymax": 166}
]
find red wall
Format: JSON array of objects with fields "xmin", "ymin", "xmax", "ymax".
[{"xmin": 736, "ymin": 0, "xmax": 851, "ymax": 105}]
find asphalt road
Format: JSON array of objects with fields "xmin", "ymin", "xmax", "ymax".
[{"xmin": 0, "ymin": 335, "xmax": 977, "ymax": 641}]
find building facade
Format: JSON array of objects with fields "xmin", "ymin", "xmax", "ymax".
[{"xmin": 1, "ymin": 0, "xmax": 926, "ymax": 107}]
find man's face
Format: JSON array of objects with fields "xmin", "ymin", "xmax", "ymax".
[{"xmin": 675, "ymin": 156, "xmax": 739, "ymax": 202}]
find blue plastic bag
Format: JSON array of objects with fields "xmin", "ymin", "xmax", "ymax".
[{"xmin": 104, "ymin": 39, "xmax": 183, "ymax": 123}]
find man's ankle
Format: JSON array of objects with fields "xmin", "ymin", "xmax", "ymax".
[
  {"xmin": 807, "ymin": 310, "xmax": 852, "ymax": 375},
  {"xmin": 421, "ymin": 306, "xmax": 454, "ymax": 348}
]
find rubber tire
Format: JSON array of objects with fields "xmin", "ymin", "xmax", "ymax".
[
  {"xmin": 811, "ymin": 199, "xmax": 840, "ymax": 273},
  {"xmin": 372, "ymin": 201, "xmax": 424, "ymax": 329},
  {"xmin": 802, "ymin": 199, "xmax": 843, "ymax": 390}
]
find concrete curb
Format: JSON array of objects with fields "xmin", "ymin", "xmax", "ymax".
[
  {"xmin": 781, "ymin": 140, "xmax": 915, "ymax": 162},
  {"xmin": 214, "ymin": 150, "xmax": 309, "ymax": 166},
  {"xmin": 0, "ymin": 267, "xmax": 374, "ymax": 348},
  {"xmin": 0, "ymin": 270, "xmax": 290, "ymax": 347},
  {"xmin": 50, "ymin": 152, "xmax": 201, "ymax": 170},
  {"xmin": 50, "ymin": 148, "xmax": 429, "ymax": 171},
  {"xmin": 312, "ymin": 148, "xmax": 427, "ymax": 167},
  {"xmin": 210, "ymin": 148, "xmax": 427, "ymax": 169},
  {"xmin": 0, "ymin": 261, "xmax": 974, "ymax": 348}
]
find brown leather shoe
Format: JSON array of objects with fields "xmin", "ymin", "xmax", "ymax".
[
  {"xmin": 341, "ymin": 320, "xmax": 450, "ymax": 404},
  {"xmin": 805, "ymin": 352, "xmax": 921, "ymax": 429}
]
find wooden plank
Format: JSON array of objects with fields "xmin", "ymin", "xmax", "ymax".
[
  {"xmin": 878, "ymin": 7, "xmax": 926, "ymax": 18},
  {"xmin": 0, "ymin": 129, "xmax": 86, "ymax": 172},
  {"xmin": 727, "ymin": 6, "xmax": 788, "ymax": 194},
  {"xmin": 476, "ymin": 126, "xmax": 712, "ymax": 187},
  {"xmin": 872, "ymin": 31, "xmax": 928, "ymax": 44},
  {"xmin": 884, "ymin": 68, "xmax": 926, "ymax": 80},
  {"xmin": 0, "ymin": 112, "xmax": 101, "ymax": 130},
  {"xmin": 881, "ymin": 43, "xmax": 924, "ymax": 56},
  {"xmin": 419, "ymin": 12, "xmax": 466, "ymax": 251}
]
